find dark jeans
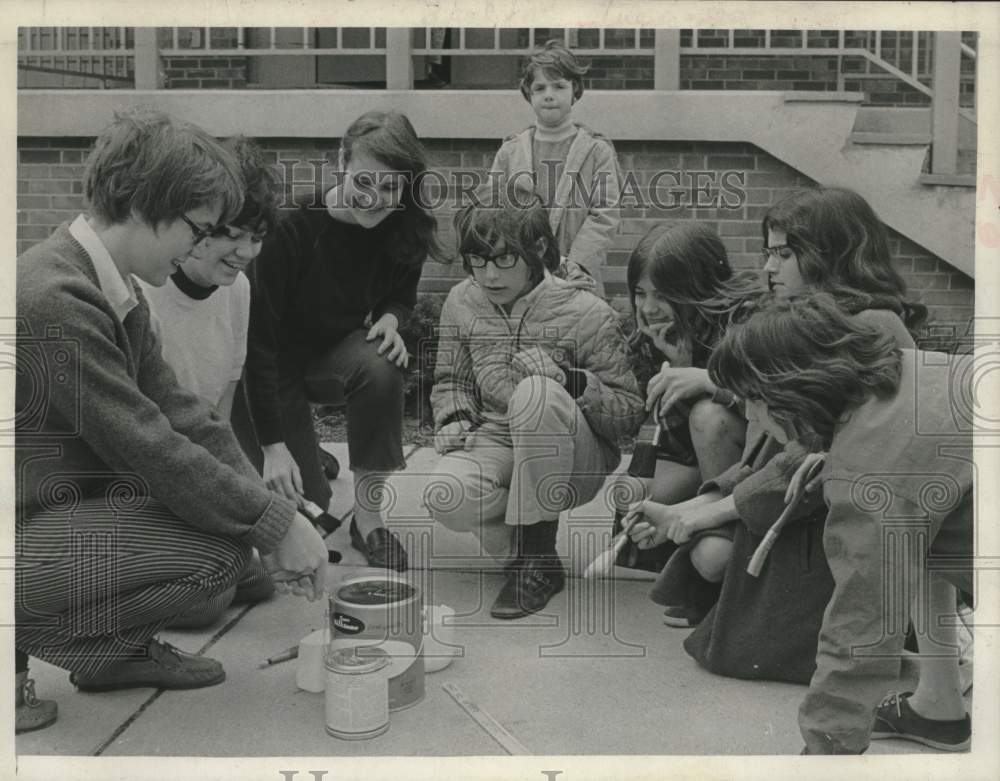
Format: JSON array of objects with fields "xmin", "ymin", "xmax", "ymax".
[{"xmin": 234, "ymin": 329, "xmax": 406, "ymax": 510}]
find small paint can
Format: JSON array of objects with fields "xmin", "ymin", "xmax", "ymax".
[
  {"xmin": 329, "ymin": 575, "xmax": 425, "ymax": 711},
  {"xmin": 324, "ymin": 645, "xmax": 390, "ymax": 741}
]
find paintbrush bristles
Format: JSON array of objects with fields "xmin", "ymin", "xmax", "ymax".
[{"xmin": 585, "ymin": 510, "xmax": 642, "ymax": 579}]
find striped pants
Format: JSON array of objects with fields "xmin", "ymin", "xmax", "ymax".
[{"xmin": 16, "ymin": 497, "xmax": 251, "ymax": 678}]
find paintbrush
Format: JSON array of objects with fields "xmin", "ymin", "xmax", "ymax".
[
  {"xmin": 584, "ymin": 509, "xmax": 642, "ymax": 579},
  {"xmin": 747, "ymin": 457, "xmax": 824, "ymax": 577},
  {"xmin": 627, "ymin": 415, "xmax": 662, "ymax": 479},
  {"xmin": 298, "ymin": 500, "xmax": 343, "ymax": 563},
  {"xmin": 258, "ymin": 645, "xmax": 299, "ymax": 669}
]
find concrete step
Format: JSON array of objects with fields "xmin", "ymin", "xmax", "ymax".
[{"xmin": 854, "ymin": 105, "xmax": 976, "ymax": 149}]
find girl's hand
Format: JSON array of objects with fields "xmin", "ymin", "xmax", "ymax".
[
  {"xmin": 262, "ymin": 442, "xmax": 304, "ymax": 503},
  {"xmin": 627, "ymin": 500, "xmax": 676, "ymax": 549},
  {"xmin": 784, "ymin": 451, "xmax": 827, "ymax": 504},
  {"xmin": 643, "ymin": 320, "xmax": 693, "ymax": 367},
  {"xmin": 367, "ymin": 314, "xmax": 409, "ymax": 368},
  {"xmin": 645, "ymin": 365, "xmax": 713, "ymax": 416},
  {"xmin": 511, "ymin": 346, "xmax": 566, "ymax": 385},
  {"xmin": 628, "ymin": 500, "xmax": 715, "ymax": 547},
  {"xmin": 434, "ymin": 420, "xmax": 474, "ymax": 455}
]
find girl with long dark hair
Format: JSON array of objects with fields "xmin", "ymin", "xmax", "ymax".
[{"xmin": 238, "ymin": 110, "xmax": 444, "ymax": 571}]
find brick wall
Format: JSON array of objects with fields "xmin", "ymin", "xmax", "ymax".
[
  {"xmin": 16, "ymin": 136, "xmax": 974, "ymax": 339},
  {"xmin": 163, "ymin": 56, "xmax": 248, "ymax": 89},
  {"xmin": 577, "ymin": 28, "xmax": 975, "ymax": 107}
]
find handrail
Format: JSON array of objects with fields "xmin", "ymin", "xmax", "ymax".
[{"xmin": 16, "ymin": 25, "xmax": 976, "ymax": 128}]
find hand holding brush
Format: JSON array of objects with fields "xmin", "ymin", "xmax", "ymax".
[
  {"xmin": 747, "ymin": 456, "xmax": 825, "ymax": 577},
  {"xmin": 584, "ymin": 507, "xmax": 643, "ymax": 579}
]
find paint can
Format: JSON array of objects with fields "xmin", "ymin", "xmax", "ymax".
[
  {"xmin": 329, "ymin": 575, "xmax": 425, "ymax": 711},
  {"xmin": 324, "ymin": 645, "xmax": 390, "ymax": 740}
]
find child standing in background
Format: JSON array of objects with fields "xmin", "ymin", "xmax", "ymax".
[
  {"xmin": 140, "ymin": 136, "xmax": 282, "ymax": 627},
  {"xmin": 491, "ymin": 39, "xmax": 621, "ymax": 297}
]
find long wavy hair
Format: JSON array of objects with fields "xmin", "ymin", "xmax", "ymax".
[
  {"xmin": 708, "ymin": 292, "xmax": 903, "ymax": 446},
  {"xmin": 339, "ymin": 110, "xmax": 445, "ymax": 265},
  {"xmin": 762, "ymin": 187, "xmax": 927, "ymax": 332},
  {"xmin": 627, "ymin": 221, "xmax": 764, "ymax": 368}
]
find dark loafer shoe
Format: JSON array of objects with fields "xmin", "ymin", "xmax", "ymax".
[
  {"xmin": 349, "ymin": 517, "xmax": 408, "ymax": 572},
  {"xmin": 319, "ymin": 448, "xmax": 340, "ymax": 481},
  {"xmin": 70, "ymin": 639, "xmax": 225, "ymax": 692},
  {"xmin": 490, "ymin": 556, "xmax": 565, "ymax": 619}
]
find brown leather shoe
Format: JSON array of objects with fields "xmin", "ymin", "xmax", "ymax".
[
  {"xmin": 15, "ymin": 671, "xmax": 58, "ymax": 734},
  {"xmin": 70, "ymin": 639, "xmax": 225, "ymax": 692}
]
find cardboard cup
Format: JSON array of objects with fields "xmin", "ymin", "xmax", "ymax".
[
  {"xmin": 422, "ymin": 604, "xmax": 457, "ymax": 673},
  {"xmin": 295, "ymin": 628, "xmax": 330, "ymax": 693}
]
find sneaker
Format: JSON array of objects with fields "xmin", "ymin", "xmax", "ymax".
[
  {"xmin": 15, "ymin": 671, "xmax": 58, "ymax": 734},
  {"xmin": 871, "ymin": 691, "xmax": 970, "ymax": 752},
  {"xmin": 70, "ymin": 639, "xmax": 225, "ymax": 692},
  {"xmin": 490, "ymin": 556, "xmax": 565, "ymax": 619},
  {"xmin": 662, "ymin": 604, "xmax": 704, "ymax": 628}
]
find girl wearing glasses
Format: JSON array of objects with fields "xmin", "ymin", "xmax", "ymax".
[
  {"xmin": 424, "ymin": 189, "xmax": 644, "ymax": 619},
  {"xmin": 631, "ymin": 187, "xmax": 933, "ymax": 686},
  {"xmin": 238, "ymin": 111, "xmax": 444, "ymax": 572},
  {"xmin": 609, "ymin": 222, "xmax": 762, "ymax": 592},
  {"xmin": 708, "ymin": 293, "xmax": 971, "ymax": 754},
  {"xmin": 139, "ymin": 136, "xmax": 281, "ymax": 627}
]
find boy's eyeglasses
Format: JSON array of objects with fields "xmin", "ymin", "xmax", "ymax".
[
  {"xmin": 760, "ymin": 244, "xmax": 795, "ymax": 263},
  {"xmin": 465, "ymin": 252, "xmax": 520, "ymax": 269},
  {"xmin": 180, "ymin": 213, "xmax": 215, "ymax": 245}
]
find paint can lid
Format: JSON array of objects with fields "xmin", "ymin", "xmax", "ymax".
[
  {"xmin": 336, "ymin": 577, "xmax": 417, "ymax": 605},
  {"xmin": 326, "ymin": 645, "xmax": 390, "ymax": 674}
]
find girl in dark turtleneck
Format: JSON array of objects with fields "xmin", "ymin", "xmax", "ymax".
[{"xmin": 237, "ymin": 111, "xmax": 444, "ymax": 572}]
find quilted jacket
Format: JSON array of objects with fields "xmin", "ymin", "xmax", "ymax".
[{"xmin": 431, "ymin": 272, "xmax": 644, "ymax": 467}]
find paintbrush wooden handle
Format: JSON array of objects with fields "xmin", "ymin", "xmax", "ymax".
[
  {"xmin": 746, "ymin": 504, "xmax": 796, "ymax": 577},
  {"xmin": 747, "ymin": 459, "xmax": 823, "ymax": 577}
]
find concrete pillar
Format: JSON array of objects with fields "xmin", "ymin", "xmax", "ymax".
[
  {"xmin": 654, "ymin": 29, "xmax": 680, "ymax": 91},
  {"xmin": 931, "ymin": 31, "xmax": 961, "ymax": 175},
  {"xmin": 133, "ymin": 27, "xmax": 163, "ymax": 90},
  {"xmin": 386, "ymin": 27, "xmax": 414, "ymax": 90}
]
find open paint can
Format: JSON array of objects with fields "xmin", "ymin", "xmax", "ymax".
[
  {"xmin": 324, "ymin": 645, "xmax": 390, "ymax": 740},
  {"xmin": 329, "ymin": 574, "xmax": 425, "ymax": 711}
]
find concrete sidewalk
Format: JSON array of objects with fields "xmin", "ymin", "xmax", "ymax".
[{"xmin": 15, "ymin": 443, "xmax": 939, "ymax": 758}]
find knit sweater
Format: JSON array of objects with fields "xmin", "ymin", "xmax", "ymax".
[
  {"xmin": 15, "ymin": 224, "xmax": 296, "ymax": 553},
  {"xmin": 244, "ymin": 202, "xmax": 425, "ymax": 445}
]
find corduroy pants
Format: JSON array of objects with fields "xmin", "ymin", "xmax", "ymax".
[{"xmin": 16, "ymin": 497, "xmax": 250, "ymax": 677}]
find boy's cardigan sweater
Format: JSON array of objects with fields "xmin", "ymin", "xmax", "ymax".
[
  {"xmin": 491, "ymin": 123, "xmax": 621, "ymax": 297},
  {"xmin": 15, "ymin": 224, "xmax": 295, "ymax": 553}
]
